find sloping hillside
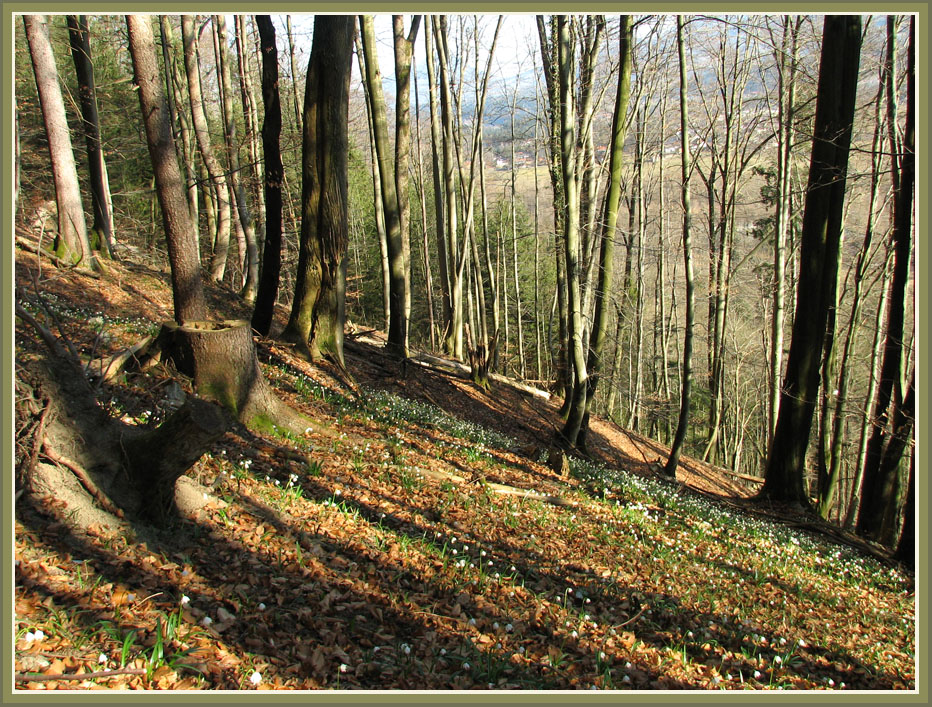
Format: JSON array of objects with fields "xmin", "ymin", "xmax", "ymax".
[{"xmin": 12, "ymin": 240, "xmax": 914, "ymax": 691}]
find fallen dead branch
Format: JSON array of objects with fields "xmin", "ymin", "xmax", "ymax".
[{"xmin": 14, "ymin": 667, "xmax": 146, "ymax": 683}]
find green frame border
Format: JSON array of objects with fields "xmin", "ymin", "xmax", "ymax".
[{"xmin": 2, "ymin": 3, "xmax": 927, "ymax": 704}]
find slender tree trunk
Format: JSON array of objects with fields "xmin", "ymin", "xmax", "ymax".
[
  {"xmin": 579, "ymin": 15, "xmax": 631, "ymax": 448},
  {"xmin": 67, "ymin": 15, "xmax": 115, "ymax": 258},
  {"xmin": 353, "ymin": 29, "xmax": 391, "ymax": 332},
  {"xmin": 214, "ymin": 15, "xmax": 260, "ymax": 303},
  {"xmin": 664, "ymin": 16, "xmax": 697, "ymax": 479},
  {"xmin": 557, "ymin": 16, "xmax": 589, "ymax": 448},
  {"xmin": 181, "ymin": 14, "xmax": 232, "ymax": 283},
  {"xmin": 159, "ymin": 16, "xmax": 199, "ymax": 234},
  {"xmin": 425, "ymin": 19, "xmax": 452, "ymax": 351},
  {"xmin": 251, "ymin": 15, "xmax": 284, "ymax": 337},
  {"xmin": 24, "ymin": 14, "xmax": 96, "ymax": 270},
  {"xmin": 412, "ymin": 55, "xmax": 437, "ymax": 350},
  {"xmin": 393, "ymin": 15, "xmax": 421, "ymax": 346},
  {"xmin": 360, "ymin": 15, "xmax": 408, "ymax": 358},
  {"xmin": 286, "ymin": 16, "xmax": 302, "ymax": 136},
  {"xmin": 857, "ymin": 15, "xmax": 914, "ymax": 543}
]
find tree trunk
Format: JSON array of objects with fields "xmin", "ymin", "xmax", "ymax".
[
  {"xmin": 579, "ymin": 15, "xmax": 632, "ymax": 449},
  {"xmin": 425, "ymin": 20, "xmax": 452, "ymax": 351},
  {"xmin": 281, "ymin": 16, "xmax": 353, "ymax": 366},
  {"xmin": 24, "ymin": 14, "xmax": 97, "ymax": 270},
  {"xmin": 360, "ymin": 15, "xmax": 408, "ymax": 359},
  {"xmin": 251, "ymin": 15, "xmax": 284, "ymax": 337},
  {"xmin": 127, "ymin": 14, "xmax": 207, "ymax": 324},
  {"xmin": 67, "ymin": 15, "xmax": 115, "ymax": 258},
  {"xmin": 393, "ymin": 15, "xmax": 421, "ymax": 346},
  {"xmin": 857, "ymin": 16, "xmax": 915, "ymax": 543},
  {"xmin": 760, "ymin": 15, "xmax": 861, "ymax": 508},
  {"xmin": 214, "ymin": 15, "xmax": 260, "ymax": 303},
  {"xmin": 181, "ymin": 14, "xmax": 232, "ymax": 283},
  {"xmin": 556, "ymin": 16, "xmax": 589, "ymax": 449},
  {"xmin": 664, "ymin": 15, "xmax": 697, "ymax": 479},
  {"xmin": 159, "ymin": 16, "xmax": 199, "ymax": 233}
]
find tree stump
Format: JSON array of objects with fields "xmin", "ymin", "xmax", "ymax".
[{"xmin": 160, "ymin": 319, "xmax": 309, "ymax": 435}]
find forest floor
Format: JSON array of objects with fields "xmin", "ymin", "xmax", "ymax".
[{"xmin": 11, "ymin": 235, "xmax": 915, "ymax": 692}]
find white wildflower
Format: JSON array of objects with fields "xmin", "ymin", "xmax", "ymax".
[{"xmin": 249, "ymin": 670, "xmax": 261, "ymax": 685}]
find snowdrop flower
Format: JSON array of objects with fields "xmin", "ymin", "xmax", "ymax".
[
  {"xmin": 571, "ymin": 630, "xmax": 578, "ymax": 638},
  {"xmin": 518, "ymin": 646, "xmax": 525, "ymax": 654},
  {"xmin": 774, "ymin": 655, "xmax": 783, "ymax": 665},
  {"xmin": 98, "ymin": 653, "xmax": 108, "ymax": 664},
  {"xmin": 468, "ymin": 618, "xmax": 477, "ymax": 626},
  {"xmin": 339, "ymin": 664, "xmax": 348, "ymax": 673},
  {"xmin": 753, "ymin": 670, "xmax": 762, "ymax": 679},
  {"xmin": 493, "ymin": 622, "xmax": 500, "ymax": 630},
  {"xmin": 462, "ymin": 662, "xmax": 471, "ymax": 670},
  {"xmin": 258, "ymin": 603, "xmax": 266, "ymax": 610},
  {"xmin": 401, "ymin": 643, "xmax": 411, "ymax": 655},
  {"xmin": 201, "ymin": 616, "xmax": 213, "ymax": 626},
  {"xmin": 798, "ymin": 639, "xmax": 807, "ymax": 648},
  {"xmin": 463, "ymin": 545, "xmax": 469, "ymax": 551},
  {"xmin": 622, "ymin": 675, "xmax": 631, "ymax": 684},
  {"xmin": 625, "ymin": 662, "xmax": 633, "ymax": 670},
  {"xmin": 480, "ymin": 550, "xmax": 486, "ymax": 557},
  {"xmin": 335, "ymin": 489, "xmax": 342, "ymax": 496},
  {"xmin": 250, "ymin": 670, "xmax": 262, "ymax": 686},
  {"xmin": 180, "ymin": 595, "xmax": 190, "ymax": 606},
  {"xmin": 440, "ymin": 648, "xmax": 447, "ymax": 656},
  {"xmin": 827, "ymin": 679, "xmax": 835, "ymax": 687},
  {"xmin": 779, "ymin": 637, "xmax": 787, "ymax": 646},
  {"xmin": 505, "ymin": 623, "xmax": 513, "ymax": 632}
]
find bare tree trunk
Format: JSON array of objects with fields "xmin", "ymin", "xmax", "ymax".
[
  {"xmin": 556, "ymin": 15, "xmax": 589, "ymax": 448},
  {"xmin": 664, "ymin": 15, "xmax": 697, "ymax": 479},
  {"xmin": 159, "ymin": 16, "xmax": 199, "ymax": 235},
  {"xmin": 353, "ymin": 29, "xmax": 391, "ymax": 332},
  {"xmin": 215, "ymin": 15, "xmax": 260, "ymax": 303},
  {"xmin": 251, "ymin": 15, "xmax": 284, "ymax": 337},
  {"xmin": 761, "ymin": 15, "xmax": 861, "ymax": 507},
  {"xmin": 393, "ymin": 15, "xmax": 421, "ymax": 346},
  {"xmin": 857, "ymin": 15, "xmax": 915, "ymax": 543},
  {"xmin": 24, "ymin": 14, "xmax": 96, "ymax": 270},
  {"xmin": 281, "ymin": 15, "xmax": 354, "ymax": 366},
  {"xmin": 579, "ymin": 15, "xmax": 632, "ymax": 449},
  {"xmin": 412, "ymin": 55, "xmax": 437, "ymax": 349},
  {"xmin": 126, "ymin": 14, "xmax": 206, "ymax": 323},
  {"xmin": 67, "ymin": 15, "xmax": 115, "ymax": 258},
  {"xmin": 359, "ymin": 15, "xmax": 408, "ymax": 359},
  {"xmin": 181, "ymin": 14, "xmax": 232, "ymax": 283},
  {"xmin": 425, "ymin": 19, "xmax": 452, "ymax": 351}
]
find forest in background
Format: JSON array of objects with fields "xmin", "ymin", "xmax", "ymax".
[{"xmin": 13, "ymin": 12, "xmax": 915, "ymax": 557}]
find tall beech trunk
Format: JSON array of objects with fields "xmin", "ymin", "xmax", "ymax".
[
  {"xmin": 181, "ymin": 14, "xmax": 232, "ymax": 283},
  {"xmin": 159, "ymin": 16, "xmax": 199, "ymax": 232},
  {"xmin": 215, "ymin": 15, "xmax": 260, "ymax": 303},
  {"xmin": 857, "ymin": 16, "xmax": 915, "ymax": 544},
  {"xmin": 425, "ymin": 20, "xmax": 452, "ymax": 350},
  {"xmin": 360, "ymin": 15, "xmax": 408, "ymax": 358},
  {"xmin": 67, "ymin": 15, "xmax": 115, "ymax": 258},
  {"xmin": 760, "ymin": 15, "xmax": 861, "ymax": 507},
  {"xmin": 281, "ymin": 16, "xmax": 353, "ymax": 366},
  {"xmin": 579, "ymin": 15, "xmax": 632, "ymax": 449},
  {"xmin": 556, "ymin": 16, "xmax": 589, "ymax": 448},
  {"xmin": 251, "ymin": 15, "xmax": 284, "ymax": 337},
  {"xmin": 24, "ymin": 14, "xmax": 97, "ymax": 270},
  {"xmin": 126, "ymin": 14, "xmax": 206, "ymax": 324},
  {"xmin": 393, "ymin": 15, "xmax": 421, "ymax": 346},
  {"xmin": 663, "ymin": 15, "xmax": 697, "ymax": 479}
]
